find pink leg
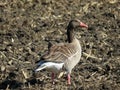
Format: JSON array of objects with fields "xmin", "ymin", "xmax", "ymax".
[
  {"xmin": 51, "ymin": 72, "xmax": 55, "ymax": 84},
  {"xmin": 67, "ymin": 74, "xmax": 71, "ymax": 85}
]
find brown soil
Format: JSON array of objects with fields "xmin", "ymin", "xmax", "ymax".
[{"xmin": 0, "ymin": 0, "xmax": 120, "ymax": 90}]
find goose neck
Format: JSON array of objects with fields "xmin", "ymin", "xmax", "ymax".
[{"xmin": 67, "ymin": 29, "xmax": 75, "ymax": 43}]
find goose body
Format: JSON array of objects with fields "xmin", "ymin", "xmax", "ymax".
[{"xmin": 35, "ymin": 19, "xmax": 88, "ymax": 84}]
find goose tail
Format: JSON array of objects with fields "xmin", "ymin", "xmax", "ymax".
[{"xmin": 34, "ymin": 61, "xmax": 47, "ymax": 72}]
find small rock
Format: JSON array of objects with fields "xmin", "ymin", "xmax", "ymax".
[{"xmin": 1, "ymin": 65, "xmax": 5, "ymax": 71}]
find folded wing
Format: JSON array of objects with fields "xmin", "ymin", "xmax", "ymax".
[{"xmin": 41, "ymin": 43, "xmax": 77, "ymax": 63}]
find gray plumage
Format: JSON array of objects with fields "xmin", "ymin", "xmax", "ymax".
[{"xmin": 35, "ymin": 19, "xmax": 88, "ymax": 84}]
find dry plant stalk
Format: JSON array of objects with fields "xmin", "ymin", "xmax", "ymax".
[{"xmin": 21, "ymin": 69, "xmax": 28, "ymax": 79}]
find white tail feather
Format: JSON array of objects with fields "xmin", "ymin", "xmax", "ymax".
[
  {"xmin": 35, "ymin": 65, "xmax": 47, "ymax": 72},
  {"xmin": 35, "ymin": 61, "xmax": 64, "ymax": 72}
]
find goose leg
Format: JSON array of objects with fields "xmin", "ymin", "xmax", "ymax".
[
  {"xmin": 67, "ymin": 74, "xmax": 71, "ymax": 85},
  {"xmin": 51, "ymin": 72, "xmax": 55, "ymax": 84}
]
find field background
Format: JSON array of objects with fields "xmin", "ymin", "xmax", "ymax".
[{"xmin": 0, "ymin": 0, "xmax": 120, "ymax": 90}]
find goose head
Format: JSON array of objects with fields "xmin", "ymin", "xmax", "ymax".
[
  {"xmin": 67, "ymin": 19, "xmax": 88, "ymax": 43},
  {"xmin": 67, "ymin": 19, "xmax": 88, "ymax": 30}
]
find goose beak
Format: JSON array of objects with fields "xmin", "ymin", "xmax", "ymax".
[{"xmin": 80, "ymin": 22, "xmax": 88, "ymax": 28}]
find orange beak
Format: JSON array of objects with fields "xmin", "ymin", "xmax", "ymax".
[{"xmin": 80, "ymin": 22, "xmax": 88, "ymax": 28}]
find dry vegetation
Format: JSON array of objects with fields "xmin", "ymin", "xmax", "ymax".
[{"xmin": 0, "ymin": 0, "xmax": 120, "ymax": 90}]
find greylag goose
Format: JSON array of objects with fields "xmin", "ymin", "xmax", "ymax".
[{"xmin": 35, "ymin": 19, "xmax": 88, "ymax": 84}]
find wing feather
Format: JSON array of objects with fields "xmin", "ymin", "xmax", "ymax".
[{"xmin": 41, "ymin": 43, "xmax": 77, "ymax": 63}]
